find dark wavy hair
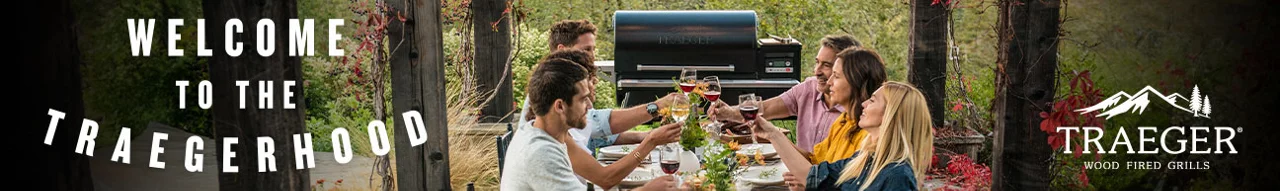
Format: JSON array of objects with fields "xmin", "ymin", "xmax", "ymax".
[
  {"xmin": 549, "ymin": 20, "xmax": 597, "ymax": 51},
  {"xmin": 526, "ymin": 58, "xmax": 590, "ymax": 116},
  {"xmin": 837, "ymin": 47, "xmax": 887, "ymax": 136}
]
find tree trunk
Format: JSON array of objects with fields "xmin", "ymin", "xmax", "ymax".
[
  {"xmin": 203, "ymin": 0, "xmax": 309, "ymax": 190},
  {"xmin": 909, "ymin": 0, "xmax": 949, "ymax": 128},
  {"xmin": 370, "ymin": 8, "xmax": 394, "ymax": 191},
  {"xmin": 992, "ymin": 0, "xmax": 1060, "ymax": 190},
  {"xmin": 472, "ymin": 0, "xmax": 514, "ymax": 122},
  {"xmin": 28, "ymin": 0, "xmax": 95, "ymax": 189},
  {"xmin": 388, "ymin": 0, "xmax": 452, "ymax": 190}
]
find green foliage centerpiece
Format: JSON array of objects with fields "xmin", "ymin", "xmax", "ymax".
[
  {"xmin": 655, "ymin": 77, "xmax": 708, "ymax": 152},
  {"xmin": 658, "ymin": 78, "xmax": 771, "ymax": 191}
]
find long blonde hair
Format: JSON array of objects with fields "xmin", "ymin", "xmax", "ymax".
[{"xmin": 836, "ymin": 81, "xmax": 934, "ymax": 190}]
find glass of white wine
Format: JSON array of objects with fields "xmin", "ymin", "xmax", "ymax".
[{"xmin": 670, "ymin": 95, "xmax": 691, "ymax": 123}]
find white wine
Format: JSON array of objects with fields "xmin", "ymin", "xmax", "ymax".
[{"xmin": 671, "ymin": 107, "xmax": 691, "ymax": 122}]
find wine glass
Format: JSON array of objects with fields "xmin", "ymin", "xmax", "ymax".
[
  {"xmin": 701, "ymin": 76, "xmax": 724, "ymax": 140},
  {"xmin": 679, "ymin": 68, "xmax": 697, "ymax": 95},
  {"xmin": 659, "ymin": 145, "xmax": 681, "ymax": 175},
  {"xmin": 738, "ymin": 94, "xmax": 762, "ymax": 150},
  {"xmin": 702, "ymin": 76, "xmax": 721, "ymax": 102},
  {"xmin": 658, "ymin": 143, "xmax": 682, "ymax": 186},
  {"xmin": 670, "ymin": 95, "xmax": 691, "ymax": 123}
]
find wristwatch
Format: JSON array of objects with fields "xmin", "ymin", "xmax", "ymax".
[{"xmin": 646, "ymin": 102, "xmax": 660, "ymax": 118}]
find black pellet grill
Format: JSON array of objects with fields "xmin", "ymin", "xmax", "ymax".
[{"xmin": 608, "ymin": 10, "xmax": 803, "ymax": 107}]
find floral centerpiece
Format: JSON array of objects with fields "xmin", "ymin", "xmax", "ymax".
[
  {"xmin": 683, "ymin": 141, "xmax": 768, "ymax": 191},
  {"xmin": 652, "ymin": 77, "xmax": 709, "ymax": 152},
  {"xmin": 651, "ymin": 76, "xmax": 770, "ymax": 190}
]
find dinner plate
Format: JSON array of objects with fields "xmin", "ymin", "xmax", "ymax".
[
  {"xmin": 598, "ymin": 144, "xmax": 640, "ymax": 158},
  {"xmin": 735, "ymin": 144, "xmax": 777, "ymax": 158},
  {"xmin": 736, "ymin": 166, "xmax": 786, "ymax": 185},
  {"xmin": 620, "ymin": 168, "xmax": 655, "ymax": 186}
]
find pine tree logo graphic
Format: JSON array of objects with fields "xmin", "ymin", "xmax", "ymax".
[
  {"xmin": 1075, "ymin": 85, "xmax": 1211, "ymax": 119},
  {"xmin": 1188, "ymin": 85, "xmax": 1211, "ymax": 118}
]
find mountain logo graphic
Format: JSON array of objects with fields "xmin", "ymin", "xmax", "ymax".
[{"xmin": 1075, "ymin": 85, "xmax": 1212, "ymax": 119}]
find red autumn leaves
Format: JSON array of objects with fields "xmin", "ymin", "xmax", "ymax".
[{"xmin": 1039, "ymin": 71, "xmax": 1104, "ymax": 158}]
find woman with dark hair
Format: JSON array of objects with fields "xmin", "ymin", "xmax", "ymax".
[
  {"xmin": 807, "ymin": 47, "xmax": 890, "ymax": 163},
  {"xmin": 751, "ymin": 47, "xmax": 893, "ymax": 189},
  {"xmin": 755, "ymin": 47, "xmax": 888, "ymax": 163}
]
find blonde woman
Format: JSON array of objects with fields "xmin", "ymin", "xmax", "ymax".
[{"xmin": 754, "ymin": 81, "xmax": 934, "ymax": 190}]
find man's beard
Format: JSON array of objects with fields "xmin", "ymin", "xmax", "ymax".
[
  {"xmin": 567, "ymin": 114, "xmax": 587, "ymax": 129},
  {"xmin": 815, "ymin": 76, "xmax": 832, "ymax": 94}
]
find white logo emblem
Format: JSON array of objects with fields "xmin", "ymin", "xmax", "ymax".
[{"xmin": 1075, "ymin": 85, "xmax": 1211, "ymax": 119}]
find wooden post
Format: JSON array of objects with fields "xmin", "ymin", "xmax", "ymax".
[
  {"xmin": 472, "ymin": 0, "xmax": 514, "ymax": 122},
  {"xmin": 389, "ymin": 0, "xmax": 451, "ymax": 190},
  {"xmin": 909, "ymin": 0, "xmax": 949, "ymax": 128},
  {"xmin": 28, "ymin": 0, "xmax": 94, "ymax": 189},
  {"xmin": 992, "ymin": 0, "xmax": 1060, "ymax": 190},
  {"xmin": 203, "ymin": 0, "xmax": 309, "ymax": 190}
]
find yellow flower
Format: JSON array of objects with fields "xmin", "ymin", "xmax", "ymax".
[
  {"xmin": 755, "ymin": 150, "xmax": 766, "ymax": 165},
  {"xmin": 685, "ymin": 175, "xmax": 707, "ymax": 189},
  {"xmin": 727, "ymin": 141, "xmax": 741, "ymax": 151},
  {"xmin": 691, "ymin": 82, "xmax": 709, "ymax": 95}
]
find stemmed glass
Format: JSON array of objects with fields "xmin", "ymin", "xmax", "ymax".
[
  {"xmin": 702, "ymin": 76, "xmax": 721, "ymax": 102},
  {"xmin": 658, "ymin": 144, "xmax": 681, "ymax": 182},
  {"xmin": 669, "ymin": 95, "xmax": 691, "ymax": 123},
  {"xmin": 701, "ymin": 76, "xmax": 724, "ymax": 142},
  {"xmin": 738, "ymin": 94, "xmax": 763, "ymax": 150},
  {"xmin": 679, "ymin": 68, "xmax": 697, "ymax": 95},
  {"xmin": 661, "ymin": 95, "xmax": 690, "ymax": 188}
]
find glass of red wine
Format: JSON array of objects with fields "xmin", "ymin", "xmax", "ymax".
[
  {"xmin": 738, "ymin": 94, "xmax": 762, "ymax": 150},
  {"xmin": 679, "ymin": 68, "xmax": 697, "ymax": 95},
  {"xmin": 702, "ymin": 76, "xmax": 724, "ymax": 137},
  {"xmin": 658, "ymin": 143, "xmax": 681, "ymax": 184},
  {"xmin": 702, "ymin": 76, "xmax": 721, "ymax": 102}
]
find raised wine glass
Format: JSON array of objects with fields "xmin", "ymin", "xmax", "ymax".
[
  {"xmin": 702, "ymin": 76, "xmax": 721, "ymax": 102},
  {"xmin": 670, "ymin": 95, "xmax": 691, "ymax": 123},
  {"xmin": 702, "ymin": 76, "xmax": 724, "ymax": 135},
  {"xmin": 738, "ymin": 94, "xmax": 762, "ymax": 150},
  {"xmin": 679, "ymin": 68, "xmax": 697, "ymax": 95}
]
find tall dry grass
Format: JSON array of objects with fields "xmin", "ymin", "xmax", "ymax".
[{"xmin": 443, "ymin": 60, "xmax": 507, "ymax": 190}]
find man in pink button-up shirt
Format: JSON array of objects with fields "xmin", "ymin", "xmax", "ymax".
[{"xmin": 713, "ymin": 35, "xmax": 861, "ymax": 154}]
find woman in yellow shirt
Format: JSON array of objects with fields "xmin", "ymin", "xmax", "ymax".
[{"xmin": 758, "ymin": 46, "xmax": 887, "ymax": 163}]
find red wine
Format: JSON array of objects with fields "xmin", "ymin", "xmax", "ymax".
[
  {"xmin": 739, "ymin": 106, "xmax": 760, "ymax": 121},
  {"xmin": 703, "ymin": 91, "xmax": 721, "ymax": 102},
  {"xmin": 679, "ymin": 83, "xmax": 696, "ymax": 93},
  {"xmin": 660, "ymin": 160, "xmax": 680, "ymax": 174}
]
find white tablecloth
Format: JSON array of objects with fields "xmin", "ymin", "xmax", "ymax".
[{"xmin": 596, "ymin": 149, "xmax": 791, "ymax": 191}]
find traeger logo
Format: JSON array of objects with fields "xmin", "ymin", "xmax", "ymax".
[
  {"xmin": 657, "ymin": 35, "xmax": 713, "ymax": 45},
  {"xmin": 1057, "ymin": 85, "xmax": 1238, "ymax": 155},
  {"xmin": 1075, "ymin": 85, "xmax": 1213, "ymax": 119}
]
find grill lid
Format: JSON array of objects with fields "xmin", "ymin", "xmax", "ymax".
[{"xmin": 613, "ymin": 10, "xmax": 759, "ymax": 73}]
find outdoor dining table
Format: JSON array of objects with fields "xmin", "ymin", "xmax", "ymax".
[{"xmin": 594, "ymin": 146, "xmax": 792, "ymax": 191}]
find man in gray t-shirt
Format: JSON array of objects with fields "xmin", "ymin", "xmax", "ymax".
[{"xmin": 502, "ymin": 55, "xmax": 674, "ymax": 190}]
